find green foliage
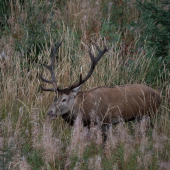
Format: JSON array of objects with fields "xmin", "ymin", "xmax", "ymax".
[
  {"xmin": 118, "ymin": 0, "xmax": 170, "ymax": 86},
  {"xmin": 0, "ymin": 0, "xmax": 66, "ymax": 64},
  {"xmin": 15, "ymin": 0, "xmax": 55, "ymax": 63},
  {"xmin": 100, "ymin": 21, "xmax": 121, "ymax": 43},
  {"xmin": 0, "ymin": 143, "xmax": 13, "ymax": 170},
  {"xmin": 136, "ymin": 0, "xmax": 170, "ymax": 60},
  {"xmin": 22, "ymin": 144, "xmax": 44, "ymax": 170},
  {"xmin": 0, "ymin": 0, "xmax": 11, "ymax": 29},
  {"xmin": 0, "ymin": 0, "xmax": 24, "ymax": 30},
  {"xmin": 101, "ymin": 0, "xmax": 131, "ymax": 28}
]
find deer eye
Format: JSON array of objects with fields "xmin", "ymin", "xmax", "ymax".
[{"xmin": 62, "ymin": 99, "xmax": 66, "ymax": 102}]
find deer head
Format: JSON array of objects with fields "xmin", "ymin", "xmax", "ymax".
[{"xmin": 40, "ymin": 38, "xmax": 109, "ymax": 119}]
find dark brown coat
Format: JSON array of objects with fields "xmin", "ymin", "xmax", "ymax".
[{"xmin": 50, "ymin": 84, "xmax": 161, "ymax": 127}]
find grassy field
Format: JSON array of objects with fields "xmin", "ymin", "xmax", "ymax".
[{"xmin": 0, "ymin": 0, "xmax": 170, "ymax": 169}]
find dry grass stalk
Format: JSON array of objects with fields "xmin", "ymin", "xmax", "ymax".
[
  {"xmin": 18, "ymin": 157, "xmax": 32, "ymax": 170},
  {"xmin": 7, "ymin": 153, "xmax": 21, "ymax": 170},
  {"xmin": 152, "ymin": 129, "xmax": 168, "ymax": 152},
  {"xmin": 90, "ymin": 125, "xmax": 103, "ymax": 146},
  {"xmin": 41, "ymin": 119, "xmax": 61, "ymax": 163},
  {"xmin": 4, "ymin": 112, "xmax": 13, "ymax": 137},
  {"xmin": 143, "ymin": 152, "xmax": 153, "ymax": 170},
  {"xmin": 14, "ymin": 107, "xmax": 23, "ymax": 138},
  {"xmin": 74, "ymin": 162, "xmax": 81, "ymax": 170},
  {"xmin": 66, "ymin": 0, "xmax": 101, "ymax": 42},
  {"xmin": 31, "ymin": 108, "xmax": 41, "ymax": 148},
  {"xmin": 0, "ymin": 137, "xmax": 4, "ymax": 155},
  {"xmin": 105, "ymin": 126, "xmax": 118, "ymax": 158},
  {"xmin": 159, "ymin": 161, "xmax": 170, "ymax": 170},
  {"xmin": 115, "ymin": 122, "xmax": 133, "ymax": 145},
  {"xmin": 89, "ymin": 110, "xmax": 103, "ymax": 145},
  {"xmin": 88, "ymin": 157, "xmax": 95, "ymax": 170},
  {"xmin": 134, "ymin": 116, "xmax": 150, "ymax": 147},
  {"xmin": 124, "ymin": 143, "xmax": 135, "ymax": 164},
  {"xmin": 68, "ymin": 114, "xmax": 89, "ymax": 158},
  {"xmin": 94, "ymin": 155, "xmax": 102, "ymax": 170}
]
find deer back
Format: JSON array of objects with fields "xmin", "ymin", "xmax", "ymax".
[{"xmin": 73, "ymin": 84, "xmax": 161, "ymax": 125}]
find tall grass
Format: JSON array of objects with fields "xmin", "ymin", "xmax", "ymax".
[{"xmin": 0, "ymin": 0, "xmax": 170, "ymax": 169}]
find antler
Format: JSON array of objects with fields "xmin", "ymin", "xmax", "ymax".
[
  {"xmin": 40, "ymin": 37, "xmax": 64, "ymax": 92},
  {"xmin": 40, "ymin": 38, "xmax": 109, "ymax": 94},
  {"xmin": 58, "ymin": 40, "xmax": 110, "ymax": 92}
]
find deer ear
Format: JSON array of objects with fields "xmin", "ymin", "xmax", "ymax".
[{"xmin": 71, "ymin": 86, "xmax": 81, "ymax": 96}]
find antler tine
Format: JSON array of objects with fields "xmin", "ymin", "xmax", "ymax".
[
  {"xmin": 91, "ymin": 40, "xmax": 109, "ymax": 64},
  {"xmin": 91, "ymin": 40, "xmax": 102, "ymax": 53},
  {"xmin": 40, "ymin": 37, "xmax": 64, "ymax": 92},
  {"xmin": 40, "ymin": 86, "xmax": 56, "ymax": 92},
  {"xmin": 39, "ymin": 75, "xmax": 53, "ymax": 84}
]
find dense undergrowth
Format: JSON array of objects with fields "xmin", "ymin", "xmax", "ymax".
[{"xmin": 0, "ymin": 0, "xmax": 170, "ymax": 169}]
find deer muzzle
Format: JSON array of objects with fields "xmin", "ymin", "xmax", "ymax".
[
  {"xmin": 47, "ymin": 110, "xmax": 53, "ymax": 116},
  {"xmin": 47, "ymin": 110, "xmax": 57, "ymax": 119}
]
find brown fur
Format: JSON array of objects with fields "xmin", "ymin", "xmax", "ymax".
[{"xmin": 50, "ymin": 84, "xmax": 161, "ymax": 127}]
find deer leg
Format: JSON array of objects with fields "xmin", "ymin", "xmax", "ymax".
[
  {"xmin": 102, "ymin": 125, "xmax": 108, "ymax": 142},
  {"xmin": 148, "ymin": 112, "xmax": 154, "ymax": 128}
]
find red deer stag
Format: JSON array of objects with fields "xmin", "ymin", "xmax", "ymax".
[{"xmin": 40, "ymin": 38, "xmax": 161, "ymax": 130}]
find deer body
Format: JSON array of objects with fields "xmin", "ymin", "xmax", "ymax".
[
  {"xmin": 40, "ymin": 38, "xmax": 161, "ymax": 129},
  {"xmin": 49, "ymin": 84, "xmax": 161, "ymax": 126}
]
